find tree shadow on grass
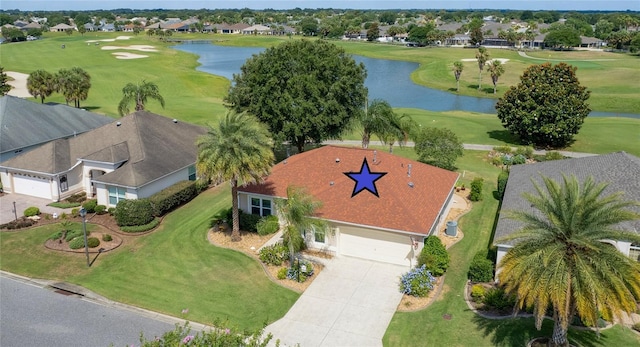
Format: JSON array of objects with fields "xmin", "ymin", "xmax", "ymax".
[
  {"xmin": 487, "ymin": 130, "xmax": 521, "ymax": 146},
  {"xmin": 471, "ymin": 314, "xmax": 613, "ymax": 347}
]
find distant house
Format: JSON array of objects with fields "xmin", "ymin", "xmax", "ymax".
[
  {"xmin": 0, "ymin": 95, "xmax": 114, "ymax": 162},
  {"xmin": 49, "ymin": 23, "xmax": 75, "ymax": 32},
  {"xmin": 580, "ymin": 36, "xmax": 605, "ymax": 48},
  {"xmin": 238, "ymin": 146, "xmax": 460, "ymax": 266},
  {"xmin": 242, "ymin": 24, "xmax": 272, "ymax": 35},
  {"xmin": 0, "ymin": 111, "xmax": 205, "ymax": 206},
  {"xmin": 100, "ymin": 23, "xmax": 116, "ymax": 32},
  {"xmin": 21, "ymin": 22, "xmax": 43, "ymax": 31},
  {"xmin": 493, "ymin": 152, "xmax": 640, "ymax": 273},
  {"xmin": 214, "ymin": 23, "xmax": 250, "ymax": 34}
]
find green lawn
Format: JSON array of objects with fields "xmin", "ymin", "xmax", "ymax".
[
  {"xmin": 0, "ymin": 185, "xmax": 299, "ymax": 331},
  {"xmin": 383, "ymin": 150, "xmax": 640, "ymax": 346}
]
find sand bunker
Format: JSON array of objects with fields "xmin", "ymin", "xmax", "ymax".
[
  {"xmin": 112, "ymin": 52, "xmax": 148, "ymax": 59},
  {"xmin": 101, "ymin": 45, "xmax": 158, "ymax": 52},
  {"xmin": 5, "ymin": 71, "xmax": 31, "ymax": 98},
  {"xmin": 461, "ymin": 58, "xmax": 510, "ymax": 64}
]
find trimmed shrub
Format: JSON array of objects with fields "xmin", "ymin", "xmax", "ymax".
[
  {"xmin": 511, "ymin": 154, "xmax": 526, "ymax": 165},
  {"xmin": 490, "ymin": 156, "xmax": 503, "ymax": 166},
  {"xmin": 87, "ymin": 237, "xmax": 100, "ymax": 248},
  {"xmin": 24, "ymin": 206, "xmax": 40, "ymax": 217},
  {"xmin": 71, "ymin": 208, "xmax": 80, "ymax": 217},
  {"xmin": 497, "ymin": 171, "xmax": 509, "ymax": 200},
  {"xmin": 48, "ymin": 231, "xmax": 63, "ymax": 240},
  {"xmin": 493, "ymin": 145, "xmax": 513, "ymax": 154},
  {"xmin": 115, "ymin": 199, "xmax": 155, "ymax": 227},
  {"xmin": 48, "ymin": 201, "xmax": 81, "ymax": 208},
  {"xmin": 501, "ymin": 154, "xmax": 512, "ymax": 166},
  {"xmin": 195, "ymin": 178, "xmax": 210, "ymax": 193},
  {"xmin": 107, "ymin": 207, "xmax": 116, "ymax": 216},
  {"xmin": 277, "ymin": 267, "xmax": 288, "ymax": 280},
  {"xmin": 95, "ymin": 205, "xmax": 107, "ymax": 215},
  {"xmin": 82, "ymin": 199, "xmax": 97, "ymax": 213},
  {"xmin": 223, "ymin": 208, "xmax": 262, "ymax": 233},
  {"xmin": 418, "ymin": 236, "xmax": 450, "ymax": 276},
  {"xmin": 469, "ymin": 177, "xmax": 484, "ymax": 201},
  {"xmin": 149, "ymin": 180, "xmax": 198, "ymax": 217},
  {"xmin": 399, "ymin": 264, "xmax": 436, "ymax": 297},
  {"xmin": 470, "ymin": 284, "xmax": 486, "ymax": 302},
  {"xmin": 468, "ymin": 251, "xmax": 495, "ymax": 282},
  {"xmin": 120, "ymin": 218, "xmax": 160, "ymax": 233},
  {"xmin": 257, "ymin": 215, "xmax": 280, "ymax": 235},
  {"xmin": 69, "ymin": 237, "xmax": 85, "ymax": 249},
  {"xmin": 544, "ymin": 151, "xmax": 565, "ymax": 161},
  {"xmin": 259, "ymin": 242, "xmax": 288, "ymax": 266},
  {"xmin": 65, "ymin": 229, "xmax": 84, "ymax": 242},
  {"xmin": 515, "ymin": 146, "xmax": 534, "ymax": 159},
  {"xmin": 102, "ymin": 234, "xmax": 112, "ymax": 242},
  {"xmin": 483, "ymin": 287, "xmax": 516, "ymax": 311}
]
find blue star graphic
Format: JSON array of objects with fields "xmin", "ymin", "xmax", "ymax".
[{"xmin": 344, "ymin": 158, "xmax": 387, "ymax": 198}]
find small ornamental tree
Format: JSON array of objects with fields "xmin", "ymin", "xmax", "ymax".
[
  {"xmin": 496, "ymin": 62, "xmax": 591, "ymax": 148},
  {"xmin": 0, "ymin": 67, "xmax": 12, "ymax": 95},
  {"xmin": 469, "ymin": 177, "xmax": 484, "ymax": 201},
  {"xmin": 414, "ymin": 127, "xmax": 463, "ymax": 171}
]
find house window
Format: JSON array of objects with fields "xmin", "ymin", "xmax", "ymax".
[
  {"xmin": 250, "ymin": 197, "xmax": 271, "ymax": 216},
  {"xmin": 188, "ymin": 165, "xmax": 196, "ymax": 181},
  {"xmin": 59, "ymin": 175, "xmax": 68, "ymax": 192},
  {"xmin": 630, "ymin": 244, "xmax": 640, "ymax": 262},
  {"xmin": 108, "ymin": 186, "xmax": 126, "ymax": 206},
  {"xmin": 305, "ymin": 226, "xmax": 325, "ymax": 244}
]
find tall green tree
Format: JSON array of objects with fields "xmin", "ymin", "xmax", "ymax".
[
  {"xmin": 544, "ymin": 26, "xmax": 581, "ymax": 49},
  {"xmin": 225, "ymin": 40, "xmax": 367, "ymax": 152},
  {"xmin": 56, "ymin": 67, "xmax": 91, "ymax": 108},
  {"xmin": 414, "ymin": 127, "xmax": 463, "ymax": 171},
  {"xmin": 496, "ymin": 62, "xmax": 590, "ymax": 148},
  {"xmin": 118, "ymin": 80, "xmax": 165, "ymax": 116},
  {"xmin": 197, "ymin": 111, "xmax": 275, "ymax": 242},
  {"xmin": 0, "ymin": 67, "xmax": 12, "ymax": 95},
  {"xmin": 377, "ymin": 112, "xmax": 415, "ymax": 153},
  {"xmin": 275, "ymin": 185, "xmax": 325, "ymax": 270},
  {"xmin": 452, "ymin": 61, "xmax": 464, "ymax": 92},
  {"xmin": 27, "ymin": 69, "xmax": 55, "ymax": 103},
  {"xmin": 487, "ymin": 60, "xmax": 504, "ymax": 94},
  {"xmin": 475, "ymin": 47, "xmax": 489, "ymax": 90},
  {"xmin": 498, "ymin": 175, "xmax": 640, "ymax": 347},
  {"xmin": 366, "ymin": 22, "xmax": 380, "ymax": 41},
  {"xmin": 359, "ymin": 99, "xmax": 393, "ymax": 149}
]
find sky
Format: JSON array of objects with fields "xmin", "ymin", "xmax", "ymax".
[{"xmin": 2, "ymin": 0, "xmax": 639, "ymax": 12}]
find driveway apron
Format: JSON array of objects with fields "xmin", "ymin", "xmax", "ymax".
[{"xmin": 266, "ymin": 257, "xmax": 406, "ymax": 347}]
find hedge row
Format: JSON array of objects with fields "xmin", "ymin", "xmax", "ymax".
[{"xmin": 148, "ymin": 180, "xmax": 198, "ymax": 217}]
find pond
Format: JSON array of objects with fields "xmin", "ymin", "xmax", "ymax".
[{"xmin": 172, "ymin": 43, "xmax": 638, "ymax": 118}]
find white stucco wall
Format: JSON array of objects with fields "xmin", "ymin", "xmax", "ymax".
[{"xmin": 137, "ymin": 167, "xmax": 190, "ymax": 199}]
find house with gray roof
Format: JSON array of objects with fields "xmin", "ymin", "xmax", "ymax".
[
  {"xmin": 0, "ymin": 95, "xmax": 114, "ymax": 162},
  {"xmin": 493, "ymin": 152, "xmax": 640, "ymax": 273},
  {"xmin": 0, "ymin": 111, "xmax": 206, "ymax": 206}
]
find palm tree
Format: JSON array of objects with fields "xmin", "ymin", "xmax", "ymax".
[
  {"xmin": 56, "ymin": 67, "xmax": 91, "ymax": 108},
  {"xmin": 118, "ymin": 80, "xmax": 165, "ymax": 116},
  {"xmin": 378, "ymin": 112, "xmax": 416, "ymax": 153},
  {"xmin": 487, "ymin": 60, "xmax": 505, "ymax": 94},
  {"xmin": 275, "ymin": 185, "xmax": 325, "ymax": 270},
  {"xmin": 197, "ymin": 111, "xmax": 274, "ymax": 242},
  {"xmin": 498, "ymin": 174, "xmax": 640, "ymax": 347},
  {"xmin": 359, "ymin": 99, "xmax": 395, "ymax": 149},
  {"xmin": 452, "ymin": 61, "xmax": 464, "ymax": 92},
  {"xmin": 0, "ymin": 67, "xmax": 12, "ymax": 95},
  {"xmin": 27, "ymin": 69, "xmax": 55, "ymax": 103},
  {"xmin": 475, "ymin": 46, "xmax": 489, "ymax": 90}
]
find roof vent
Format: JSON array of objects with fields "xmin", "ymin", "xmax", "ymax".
[
  {"xmin": 408, "ymin": 182, "xmax": 414, "ymax": 188},
  {"xmin": 330, "ymin": 181, "xmax": 334, "ymax": 186},
  {"xmin": 173, "ymin": 119, "xmax": 178, "ymax": 123},
  {"xmin": 286, "ymin": 147, "xmax": 291, "ymax": 158},
  {"xmin": 335, "ymin": 158, "xmax": 340, "ymax": 163},
  {"xmin": 407, "ymin": 164, "xmax": 412, "ymax": 177},
  {"xmin": 373, "ymin": 150, "xmax": 377, "ymax": 163},
  {"xmin": 116, "ymin": 121, "xmax": 121, "ymax": 127}
]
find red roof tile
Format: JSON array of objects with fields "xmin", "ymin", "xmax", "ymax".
[{"xmin": 239, "ymin": 146, "xmax": 459, "ymax": 235}]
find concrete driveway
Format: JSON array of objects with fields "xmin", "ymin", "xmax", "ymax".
[
  {"xmin": 266, "ymin": 256, "xmax": 406, "ymax": 347},
  {"xmin": 0, "ymin": 193, "xmax": 74, "ymax": 224}
]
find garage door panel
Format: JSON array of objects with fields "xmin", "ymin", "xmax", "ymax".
[
  {"xmin": 13, "ymin": 175, "xmax": 51, "ymax": 199},
  {"xmin": 339, "ymin": 226, "xmax": 416, "ymax": 266}
]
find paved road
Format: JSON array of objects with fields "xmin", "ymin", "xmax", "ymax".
[
  {"xmin": 323, "ymin": 140, "xmax": 598, "ymax": 158},
  {"xmin": 0, "ymin": 273, "xmax": 177, "ymax": 347}
]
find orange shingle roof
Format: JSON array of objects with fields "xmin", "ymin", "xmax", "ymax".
[{"xmin": 239, "ymin": 146, "xmax": 459, "ymax": 235}]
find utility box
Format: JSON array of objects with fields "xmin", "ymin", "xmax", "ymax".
[{"xmin": 446, "ymin": 221, "xmax": 458, "ymax": 236}]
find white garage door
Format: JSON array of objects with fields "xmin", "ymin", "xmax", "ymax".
[
  {"xmin": 13, "ymin": 175, "xmax": 52, "ymax": 199},
  {"xmin": 339, "ymin": 226, "xmax": 416, "ymax": 266}
]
